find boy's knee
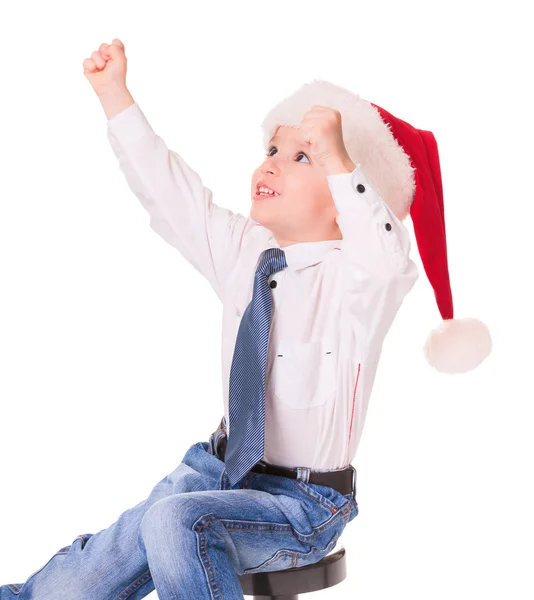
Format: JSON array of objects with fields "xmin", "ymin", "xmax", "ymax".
[{"xmin": 139, "ymin": 494, "xmax": 223, "ymax": 558}]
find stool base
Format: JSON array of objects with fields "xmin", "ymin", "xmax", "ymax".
[
  {"xmin": 240, "ymin": 547, "xmax": 346, "ymax": 599},
  {"xmin": 252, "ymin": 595, "xmax": 298, "ymax": 600}
]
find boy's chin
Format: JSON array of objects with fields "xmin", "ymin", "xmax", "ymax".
[
  {"xmin": 249, "ymin": 212, "xmax": 280, "ymax": 233},
  {"xmin": 250, "ymin": 205, "xmax": 273, "ymax": 223}
]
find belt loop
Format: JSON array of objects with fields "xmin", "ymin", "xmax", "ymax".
[{"xmin": 297, "ymin": 467, "xmax": 311, "ymax": 483}]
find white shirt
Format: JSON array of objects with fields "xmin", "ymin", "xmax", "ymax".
[{"xmin": 106, "ymin": 102, "xmax": 420, "ymax": 470}]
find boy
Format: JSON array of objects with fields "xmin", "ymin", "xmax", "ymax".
[{"xmin": 1, "ymin": 38, "xmax": 490, "ymax": 600}]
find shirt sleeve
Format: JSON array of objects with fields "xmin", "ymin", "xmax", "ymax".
[
  {"xmin": 326, "ymin": 163, "xmax": 420, "ymax": 367},
  {"xmin": 106, "ymin": 102, "xmax": 258, "ymax": 303}
]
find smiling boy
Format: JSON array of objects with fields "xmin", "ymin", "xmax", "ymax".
[
  {"xmin": 250, "ymin": 108, "xmax": 356, "ymax": 245},
  {"xmin": 0, "ymin": 37, "xmax": 491, "ymax": 600}
]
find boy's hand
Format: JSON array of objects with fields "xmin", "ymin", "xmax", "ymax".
[
  {"xmin": 298, "ymin": 106, "xmax": 356, "ymax": 176},
  {"xmin": 83, "ymin": 38, "xmax": 128, "ymax": 97}
]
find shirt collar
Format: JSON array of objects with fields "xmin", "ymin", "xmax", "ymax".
[
  {"xmin": 232, "ymin": 227, "xmax": 341, "ymax": 317},
  {"xmin": 258, "ymin": 227, "xmax": 342, "ymax": 271}
]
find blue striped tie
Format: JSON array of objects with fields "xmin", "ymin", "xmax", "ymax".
[{"xmin": 225, "ymin": 247, "xmax": 288, "ymax": 486}]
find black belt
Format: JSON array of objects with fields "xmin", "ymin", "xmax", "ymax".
[{"xmin": 216, "ymin": 436, "xmax": 356, "ymax": 499}]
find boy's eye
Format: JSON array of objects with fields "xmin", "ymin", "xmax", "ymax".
[{"xmin": 266, "ymin": 146, "xmax": 310, "ymax": 163}]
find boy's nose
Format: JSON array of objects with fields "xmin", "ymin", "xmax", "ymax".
[{"xmin": 262, "ymin": 162, "xmax": 279, "ymax": 176}]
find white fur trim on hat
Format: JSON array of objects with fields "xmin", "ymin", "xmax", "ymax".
[
  {"xmin": 423, "ymin": 318, "xmax": 492, "ymax": 374},
  {"xmin": 261, "ymin": 79, "xmax": 416, "ymax": 221}
]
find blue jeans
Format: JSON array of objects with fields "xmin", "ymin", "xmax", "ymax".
[{"xmin": 1, "ymin": 418, "xmax": 358, "ymax": 599}]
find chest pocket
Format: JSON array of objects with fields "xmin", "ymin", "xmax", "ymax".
[{"xmin": 269, "ymin": 339, "xmax": 337, "ymax": 409}]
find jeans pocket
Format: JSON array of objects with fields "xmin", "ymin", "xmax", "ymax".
[
  {"xmin": 293, "ymin": 529, "xmax": 341, "ymax": 568},
  {"xmin": 240, "ymin": 547, "xmax": 298, "ymax": 575},
  {"xmin": 292, "ymin": 478, "xmax": 348, "ymax": 516},
  {"xmin": 240, "ymin": 529, "xmax": 341, "ymax": 575}
]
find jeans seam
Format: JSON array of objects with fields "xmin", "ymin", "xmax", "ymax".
[
  {"xmin": 294, "ymin": 530, "xmax": 340, "ymax": 567},
  {"xmin": 292, "ymin": 506, "xmax": 345, "ymax": 546},
  {"xmin": 241, "ymin": 549, "xmax": 296, "ymax": 575},
  {"xmin": 194, "ymin": 513, "xmax": 321, "ymax": 581},
  {"xmin": 341, "ymin": 503, "xmax": 350, "ymax": 528},
  {"xmin": 194, "ymin": 515, "xmax": 225, "ymax": 600},
  {"xmin": 228, "ymin": 509, "xmax": 344, "ymax": 541},
  {"xmin": 193, "ymin": 509, "xmax": 344, "ymax": 590},
  {"xmin": 197, "ymin": 515, "xmax": 294, "ymax": 536},
  {"xmin": 196, "ymin": 507, "xmax": 343, "ymax": 541},
  {"xmin": 112, "ymin": 570, "xmax": 153, "ymax": 600},
  {"xmin": 292, "ymin": 479, "xmax": 339, "ymax": 514},
  {"xmin": 200, "ymin": 528, "xmax": 224, "ymax": 600}
]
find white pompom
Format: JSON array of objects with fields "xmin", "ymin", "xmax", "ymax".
[{"xmin": 423, "ymin": 317, "xmax": 492, "ymax": 374}]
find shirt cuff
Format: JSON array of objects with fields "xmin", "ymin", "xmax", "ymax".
[
  {"xmin": 106, "ymin": 102, "xmax": 154, "ymax": 148},
  {"xmin": 327, "ymin": 163, "xmax": 409, "ymax": 273},
  {"xmin": 326, "ymin": 163, "xmax": 382, "ymax": 209}
]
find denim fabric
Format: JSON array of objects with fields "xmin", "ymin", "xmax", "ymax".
[{"xmin": 1, "ymin": 419, "xmax": 358, "ymax": 600}]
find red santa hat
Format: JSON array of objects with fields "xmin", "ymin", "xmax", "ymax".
[{"xmin": 261, "ymin": 79, "xmax": 492, "ymax": 374}]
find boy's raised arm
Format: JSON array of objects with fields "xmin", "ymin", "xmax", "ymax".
[
  {"xmin": 105, "ymin": 102, "xmax": 256, "ymax": 302},
  {"xmin": 84, "ymin": 39, "xmax": 257, "ymax": 302},
  {"xmin": 326, "ymin": 163, "xmax": 420, "ymax": 367}
]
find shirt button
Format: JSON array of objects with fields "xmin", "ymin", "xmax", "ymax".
[
  {"xmin": 270, "ymin": 280, "xmax": 277, "ymax": 288},
  {"xmin": 385, "ymin": 223, "xmax": 392, "ymax": 231},
  {"xmin": 356, "ymin": 183, "xmax": 366, "ymax": 193}
]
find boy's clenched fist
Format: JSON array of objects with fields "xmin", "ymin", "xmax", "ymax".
[
  {"xmin": 83, "ymin": 38, "xmax": 128, "ymax": 97},
  {"xmin": 298, "ymin": 106, "xmax": 356, "ymax": 176}
]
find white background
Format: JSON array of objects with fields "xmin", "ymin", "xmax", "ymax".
[{"xmin": 1, "ymin": 1, "xmax": 532, "ymax": 598}]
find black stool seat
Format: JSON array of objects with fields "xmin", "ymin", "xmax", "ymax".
[{"xmin": 238, "ymin": 546, "xmax": 347, "ymax": 599}]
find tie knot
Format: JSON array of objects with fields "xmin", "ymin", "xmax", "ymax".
[{"xmin": 256, "ymin": 247, "xmax": 287, "ymax": 277}]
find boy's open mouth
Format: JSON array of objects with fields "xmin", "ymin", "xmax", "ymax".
[
  {"xmin": 255, "ymin": 182, "xmax": 280, "ymax": 200},
  {"xmin": 254, "ymin": 191, "xmax": 280, "ymax": 201}
]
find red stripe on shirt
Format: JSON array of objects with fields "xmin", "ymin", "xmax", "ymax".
[{"xmin": 348, "ymin": 363, "xmax": 361, "ymax": 445}]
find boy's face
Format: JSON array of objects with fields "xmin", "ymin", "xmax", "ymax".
[{"xmin": 250, "ymin": 125, "xmax": 342, "ymax": 247}]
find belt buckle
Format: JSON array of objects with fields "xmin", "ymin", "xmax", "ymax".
[{"xmin": 349, "ymin": 465, "xmax": 357, "ymax": 501}]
